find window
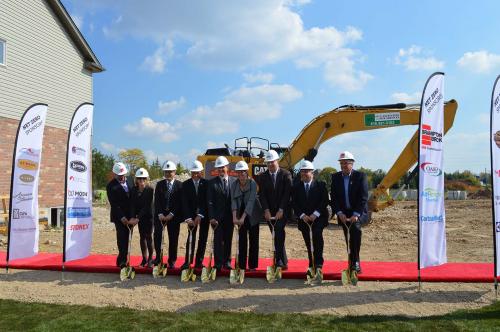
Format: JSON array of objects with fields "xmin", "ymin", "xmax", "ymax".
[{"xmin": 0, "ymin": 39, "xmax": 5, "ymax": 65}]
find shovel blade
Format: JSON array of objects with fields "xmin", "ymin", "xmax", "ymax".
[
  {"xmin": 306, "ymin": 267, "xmax": 315, "ymax": 284},
  {"xmin": 210, "ymin": 268, "xmax": 217, "ymax": 281},
  {"xmin": 152, "ymin": 264, "xmax": 167, "ymax": 278},
  {"xmin": 129, "ymin": 267, "xmax": 136, "ymax": 280},
  {"xmin": 229, "ymin": 269, "xmax": 238, "ymax": 284},
  {"xmin": 201, "ymin": 267, "xmax": 211, "ymax": 283},
  {"xmin": 341, "ymin": 269, "xmax": 351, "ymax": 286},
  {"xmin": 266, "ymin": 266, "xmax": 276, "ymax": 283},
  {"xmin": 120, "ymin": 267, "xmax": 128, "ymax": 281},
  {"xmin": 350, "ymin": 270, "xmax": 358, "ymax": 286},
  {"xmin": 181, "ymin": 269, "xmax": 189, "ymax": 282}
]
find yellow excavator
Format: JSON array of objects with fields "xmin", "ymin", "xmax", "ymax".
[{"xmin": 197, "ymin": 100, "xmax": 458, "ymax": 217}]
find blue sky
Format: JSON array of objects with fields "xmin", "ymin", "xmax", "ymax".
[{"xmin": 62, "ymin": 0, "xmax": 500, "ymax": 173}]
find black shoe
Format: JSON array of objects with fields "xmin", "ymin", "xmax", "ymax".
[
  {"xmin": 276, "ymin": 260, "xmax": 288, "ymax": 271},
  {"xmin": 248, "ymin": 268, "xmax": 257, "ymax": 272},
  {"xmin": 355, "ymin": 261, "xmax": 362, "ymax": 274},
  {"xmin": 151, "ymin": 257, "xmax": 161, "ymax": 265},
  {"xmin": 222, "ymin": 263, "xmax": 232, "ymax": 271},
  {"xmin": 194, "ymin": 263, "xmax": 204, "ymax": 269},
  {"xmin": 180, "ymin": 262, "xmax": 190, "ymax": 270},
  {"xmin": 140, "ymin": 258, "xmax": 147, "ymax": 267},
  {"xmin": 168, "ymin": 261, "xmax": 176, "ymax": 269},
  {"xmin": 213, "ymin": 264, "xmax": 222, "ymax": 270}
]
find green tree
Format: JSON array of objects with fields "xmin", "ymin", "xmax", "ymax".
[
  {"xmin": 92, "ymin": 148, "xmax": 115, "ymax": 189},
  {"xmin": 149, "ymin": 157, "xmax": 162, "ymax": 180},
  {"xmin": 118, "ymin": 148, "xmax": 148, "ymax": 175},
  {"xmin": 176, "ymin": 162, "xmax": 188, "ymax": 174},
  {"xmin": 317, "ymin": 167, "xmax": 337, "ymax": 193}
]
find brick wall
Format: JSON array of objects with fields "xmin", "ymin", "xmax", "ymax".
[{"xmin": 0, "ymin": 116, "xmax": 68, "ymax": 207}]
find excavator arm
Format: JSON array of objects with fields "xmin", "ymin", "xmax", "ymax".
[{"xmin": 279, "ymin": 100, "xmax": 458, "ymax": 214}]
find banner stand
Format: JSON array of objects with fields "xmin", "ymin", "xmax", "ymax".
[
  {"xmin": 62, "ymin": 103, "xmax": 94, "ymax": 281},
  {"xmin": 490, "ymin": 75, "xmax": 500, "ymax": 298},
  {"xmin": 417, "ymin": 72, "xmax": 447, "ymax": 292},
  {"xmin": 6, "ymin": 103, "xmax": 48, "ymax": 272}
]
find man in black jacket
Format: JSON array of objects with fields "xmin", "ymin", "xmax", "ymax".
[
  {"xmin": 153, "ymin": 160, "xmax": 183, "ymax": 268},
  {"xmin": 258, "ymin": 150, "xmax": 292, "ymax": 269},
  {"xmin": 181, "ymin": 160, "xmax": 208, "ymax": 270},
  {"xmin": 291, "ymin": 160, "xmax": 329, "ymax": 269},
  {"xmin": 330, "ymin": 151, "xmax": 368, "ymax": 273},
  {"xmin": 106, "ymin": 162, "xmax": 137, "ymax": 267},
  {"xmin": 207, "ymin": 156, "xmax": 236, "ymax": 270}
]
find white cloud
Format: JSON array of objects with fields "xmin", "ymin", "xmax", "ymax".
[
  {"xmin": 140, "ymin": 39, "xmax": 174, "ymax": 73},
  {"xmin": 457, "ymin": 50, "xmax": 500, "ymax": 74},
  {"xmin": 99, "ymin": 1, "xmax": 371, "ymax": 92},
  {"xmin": 394, "ymin": 45, "xmax": 444, "ymax": 71},
  {"xmin": 391, "ymin": 92, "xmax": 421, "ymax": 104},
  {"xmin": 243, "ymin": 72, "xmax": 275, "ymax": 84},
  {"xmin": 144, "ymin": 150, "xmax": 180, "ymax": 163},
  {"xmin": 123, "ymin": 117, "xmax": 179, "ymax": 143},
  {"xmin": 158, "ymin": 96, "xmax": 186, "ymax": 115}
]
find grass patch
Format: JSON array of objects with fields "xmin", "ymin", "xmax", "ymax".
[{"xmin": 0, "ymin": 299, "xmax": 498, "ymax": 331}]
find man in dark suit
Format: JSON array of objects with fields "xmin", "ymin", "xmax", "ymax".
[
  {"xmin": 291, "ymin": 160, "xmax": 329, "ymax": 269},
  {"xmin": 207, "ymin": 156, "xmax": 236, "ymax": 270},
  {"xmin": 106, "ymin": 162, "xmax": 138, "ymax": 267},
  {"xmin": 181, "ymin": 160, "xmax": 208, "ymax": 270},
  {"xmin": 330, "ymin": 151, "xmax": 368, "ymax": 273},
  {"xmin": 258, "ymin": 150, "xmax": 292, "ymax": 269},
  {"xmin": 153, "ymin": 160, "xmax": 183, "ymax": 268}
]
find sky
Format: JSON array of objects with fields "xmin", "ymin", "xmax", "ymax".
[{"xmin": 62, "ymin": 0, "xmax": 500, "ymax": 173}]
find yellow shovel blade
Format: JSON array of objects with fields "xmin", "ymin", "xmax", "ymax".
[
  {"xmin": 201, "ymin": 267, "xmax": 210, "ymax": 283},
  {"xmin": 229, "ymin": 269, "xmax": 238, "ymax": 284},
  {"xmin": 266, "ymin": 266, "xmax": 276, "ymax": 283},
  {"xmin": 306, "ymin": 267, "xmax": 315, "ymax": 284},
  {"xmin": 350, "ymin": 270, "xmax": 358, "ymax": 286},
  {"xmin": 120, "ymin": 267, "xmax": 128, "ymax": 281},
  {"xmin": 210, "ymin": 268, "xmax": 217, "ymax": 281},
  {"xmin": 239, "ymin": 270, "xmax": 245, "ymax": 284},
  {"xmin": 341, "ymin": 269, "xmax": 351, "ymax": 286},
  {"xmin": 315, "ymin": 268, "xmax": 323, "ymax": 284},
  {"xmin": 181, "ymin": 268, "xmax": 189, "ymax": 282},
  {"xmin": 129, "ymin": 268, "xmax": 136, "ymax": 280},
  {"xmin": 152, "ymin": 264, "xmax": 167, "ymax": 278}
]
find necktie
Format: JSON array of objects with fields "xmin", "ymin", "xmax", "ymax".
[
  {"xmin": 271, "ymin": 173, "xmax": 276, "ymax": 188},
  {"xmin": 305, "ymin": 183, "xmax": 310, "ymax": 197},
  {"xmin": 194, "ymin": 181, "xmax": 199, "ymax": 195},
  {"xmin": 223, "ymin": 178, "xmax": 228, "ymax": 195},
  {"xmin": 166, "ymin": 181, "xmax": 172, "ymax": 209}
]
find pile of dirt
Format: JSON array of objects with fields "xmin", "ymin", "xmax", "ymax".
[{"xmin": 468, "ymin": 189, "xmax": 492, "ymax": 199}]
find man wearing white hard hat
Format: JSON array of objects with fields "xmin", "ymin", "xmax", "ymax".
[
  {"xmin": 153, "ymin": 161, "xmax": 183, "ymax": 268},
  {"xmin": 291, "ymin": 160, "xmax": 329, "ymax": 270},
  {"xmin": 130, "ymin": 168, "xmax": 154, "ymax": 267},
  {"xmin": 106, "ymin": 162, "xmax": 138, "ymax": 267},
  {"xmin": 258, "ymin": 149, "xmax": 292, "ymax": 269},
  {"xmin": 330, "ymin": 151, "xmax": 368, "ymax": 274},
  {"xmin": 181, "ymin": 160, "xmax": 208, "ymax": 270},
  {"xmin": 207, "ymin": 155, "xmax": 236, "ymax": 270}
]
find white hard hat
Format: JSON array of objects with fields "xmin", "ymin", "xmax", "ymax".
[
  {"xmin": 300, "ymin": 160, "xmax": 315, "ymax": 170},
  {"xmin": 135, "ymin": 168, "xmax": 149, "ymax": 178},
  {"xmin": 214, "ymin": 156, "xmax": 229, "ymax": 168},
  {"xmin": 162, "ymin": 160, "xmax": 177, "ymax": 171},
  {"xmin": 190, "ymin": 160, "xmax": 204, "ymax": 172},
  {"xmin": 338, "ymin": 151, "xmax": 355, "ymax": 161},
  {"xmin": 112, "ymin": 162, "xmax": 128, "ymax": 176},
  {"xmin": 234, "ymin": 160, "xmax": 249, "ymax": 171},
  {"xmin": 264, "ymin": 150, "xmax": 280, "ymax": 163}
]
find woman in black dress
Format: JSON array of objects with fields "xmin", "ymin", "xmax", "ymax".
[{"xmin": 130, "ymin": 168, "xmax": 154, "ymax": 267}]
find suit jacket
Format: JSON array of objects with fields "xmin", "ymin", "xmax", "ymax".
[
  {"xmin": 258, "ymin": 168, "xmax": 292, "ymax": 216},
  {"xmin": 207, "ymin": 176, "xmax": 236, "ymax": 222},
  {"xmin": 291, "ymin": 179, "xmax": 329, "ymax": 226},
  {"xmin": 130, "ymin": 185, "xmax": 154, "ymax": 221},
  {"xmin": 182, "ymin": 177, "xmax": 207, "ymax": 221},
  {"xmin": 154, "ymin": 178, "xmax": 183, "ymax": 223},
  {"xmin": 330, "ymin": 170, "xmax": 368, "ymax": 221},
  {"xmin": 106, "ymin": 178, "xmax": 132, "ymax": 223},
  {"xmin": 231, "ymin": 178, "xmax": 261, "ymax": 226}
]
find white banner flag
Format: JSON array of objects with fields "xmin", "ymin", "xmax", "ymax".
[
  {"xmin": 418, "ymin": 72, "xmax": 447, "ymax": 269},
  {"xmin": 7, "ymin": 104, "xmax": 48, "ymax": 261},
  {"xmin": 490, "ymin": 75, "xmax": 500, "ymax": 278},
  {"xmin": 64, "ymin": 103, "xmax": 94, "ymax": 262}
]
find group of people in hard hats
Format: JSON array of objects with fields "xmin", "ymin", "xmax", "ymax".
[{"xmin": 106, "ymin": 149, "xmax": 368, "ymax": 277}]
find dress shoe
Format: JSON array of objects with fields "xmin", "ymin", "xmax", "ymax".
[
  {"xmin": 151, "ymin": 257, "xmax": 161, "ymax": 265},
  {"xmin": 139, "ymin": 257, "xmax": 148, "ymax": 267},
  {"xmin": 168, "ymin": 261, "xmax": 176, "ymax": 269},
  {"xmin": 194, "ymin": 263, "xmax": 204, "ymax": 269},
  {"xmin": 146, "ymin": 259, "xmax": 153, "ymax": 268},
  {"xmin": 276, "ymin": 260, "xmax": 288, "ymax": 271},
  {"xmin": 180, "ymin": 262, "xmax": 190, "ymax": 270},
  {"xmin": 355, "ymin": 261, "xmax": 362, "ymax": 274},
  {"xmin": 222, "ymin": 263, "xmax": 232, "ymax": 271}
]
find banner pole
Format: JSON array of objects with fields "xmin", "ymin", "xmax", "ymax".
[{"xmin": 490, "ymin": 75, "xmax": 500, "ymax": 296}]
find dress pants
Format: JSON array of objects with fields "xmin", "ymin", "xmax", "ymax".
[
  {"xmin": 267, "ymin": 217, "xmax": 288, "ymax": 265},
  {"xmin": 237, "ymin": 218, "xmax": 259, "ymax": 269},
  {"xmin": 114, "ymin": 221, "xmax": 130, "ymax": 268},
  {"xmin": 154, "ymin": 219, "xmax": 180, "ymax": 265},
  {"xmin": 341, "ymin": 221, "xmax": 362, "ymax": 266},
  {"xmin": 298, "ymin": 220, "xmax": 326, "ymax": 268},
  {"xmin": 183, "ymin": 219, "xmax": 209, "ymax": 266}
]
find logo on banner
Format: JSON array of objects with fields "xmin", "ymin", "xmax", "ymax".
[
  {"xmin": 420, "ymin": 215, "xmax": 444, "ymax": 223},
  {"xmin": 67, "ymin": 207, "xmax": 91, "ymax": 218},
  {"xmin": 67, "ymin": 190, "xmax": 88, "ymax": 200},
  {"xmin": 70, "ymin": 160, "xmax": 87, "ymax": 173},
  {"xmin": 69, "ymin": 175, "xmax": 86, "ymax": 183},
  {"xmin": 496, "ymin": 222, "xmax": 500, "ymax": 232},
  {"xmin": 71, "ymin": 146, "xmax": 86, "ymax": 156},
  {"xmin": 19, "ymin": 148, "xmax": 39, "ymax": 157},
  {"xmin": 18, "ymin": 159, "xmax": 38, "ymax": 170},
  {"xmin": 73, "ymin": 117, "xmax": 90, "ymax": 137},
  {"xmin": 19, "ymin": 174, "xmax": 35, "ymax": 183},
  {"xmin": 12, "ymin": 208, "xmax": 31, "ymax": 220},
  {"xmin": 12, "ymin": 192, "xmax": 33, "ymax": 203},
  {"xmin": 420, "ymin": 162, "xmax": 443, "ymax": 176},
  {"xmin": 421, "ymin": 124, "xmax": 442, "ymax": 149},
  {"xmin": 494, "ymin": 94, "xmax": 500, "ymax": 113},
  {"xmin": 424, "ymin": 88, "xmax": 443, "ymax": 114},
  {"xmin": 22, "ymin": 115, "xmax": 43, "ymax": 135},
  {"xmin": 70, "ymin": 223, "xmax": 90, "ymax": 231},
  {"xmin": 421, "ymin": 188, "xmax": 442, "ymax": 202}
]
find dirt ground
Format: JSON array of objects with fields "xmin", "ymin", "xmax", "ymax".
[{"xmin": 0, "ymin": 199, "xmax": 497, "ymax": 316}]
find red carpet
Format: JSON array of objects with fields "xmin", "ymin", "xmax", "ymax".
[{"xmin": 0, "ymin": 252, "xmax": 493, "ymax": 282}]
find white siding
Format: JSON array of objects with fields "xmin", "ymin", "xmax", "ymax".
[{"xmin": 0, "ymin": 0, "xmax": 92, "ymax": 129}]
